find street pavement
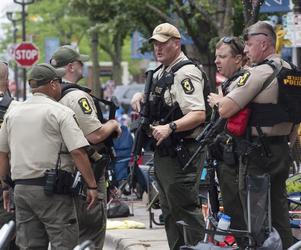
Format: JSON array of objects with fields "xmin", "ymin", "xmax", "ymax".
[{"xmin": 104, "ymin": 195, "xmax": 169, "ymax": 250}]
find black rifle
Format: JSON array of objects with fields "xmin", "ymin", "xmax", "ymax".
[
  {"xmin": 93, "ymin": 95, "xmax": 119, "ymax": 160},
  {"xmin": 183, "ymin": 111, "xmax": 226, "ymax": 170},
  {"xmin": 127, "ymin": 70, "xmax": 154, "ymax": 190}
]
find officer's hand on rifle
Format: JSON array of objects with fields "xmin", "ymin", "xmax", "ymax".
[
  {"xmin": 108, "ymin": 119, "xmax": 122, "ymax": 138},
  {"xmin": 131, "ymin": 92, "xmax": 144, "ymax": 112},
  {"xmin": 207, "ymin": 93, "xmax": 223, "ymax": 108},
  {"xmin": 150, "ymin": 124, "xmax": 173, "ymax": 146}
]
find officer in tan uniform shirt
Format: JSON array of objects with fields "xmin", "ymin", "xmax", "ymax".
[
  {"xmin": 0, "ymin": 61, "xmax": 18, "ymax": 250},
  {"xmin": 50, "ymin": 46, "xmax": 121, "ymax": 249},
  {"xmin": 131, "ymin": 23, "xmax": 206, "ymax": 249},
  {"xmin": 0, "ymin": 63, "xmax": 97, "ymax": 250},
  {"xmin": 211, "ymin": 21, "xmax": 294, "ymax": 249},
  {"xmin": 207, "ymin": 37, "xmax": 248, "ymax": 241}
]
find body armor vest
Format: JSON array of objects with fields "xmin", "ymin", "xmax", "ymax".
[
  {"xmin": 249, "ymin": 60, "xmax": 301, "ymax": 126},
  {"xmin": 149, "ymin": 60, "xmax": 210, "ymax": 138}
]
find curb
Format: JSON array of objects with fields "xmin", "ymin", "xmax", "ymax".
[{"xmin": 105, "ymin": 232, "xmax": 150, "ymax": 250}]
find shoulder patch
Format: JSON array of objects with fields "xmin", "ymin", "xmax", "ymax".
[
  {"xmin": 237, "ymin": 72, "xmax": 250, "ymax": 87},
  {"xmin": 78, "ymin": 97, "xmax": 92, "ymax": 114},
  {"xmin": 181, "ymin": 78, "xmax": 195, "ymax": 94}
]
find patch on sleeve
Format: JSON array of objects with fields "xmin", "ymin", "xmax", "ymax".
[
  {"xmin": 237, "ymin": 72, "xmax": 250, "ymax": 87},
  {"xmin": 181, "ymin": 78, "xmax": 195, "ymax": 94},
  {"xmin": 78, "ymin": 98, "xmax": 92, "ymax": 114}
]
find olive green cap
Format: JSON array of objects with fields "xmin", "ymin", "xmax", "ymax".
[
  {"xmin": 28, "ymin": 63, "xmax": 65, "ymax": 88},
  {"xmin": 50, "ymin": 45, "xmax": 89, "ymax": 68}
]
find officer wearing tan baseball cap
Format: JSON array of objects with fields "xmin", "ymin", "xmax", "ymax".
[{"xmin": 149, "ymin": 23, "xmax": 181, "ymax": 42}]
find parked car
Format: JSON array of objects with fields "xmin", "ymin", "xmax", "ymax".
[{"xmin": 113, "ymin": 83, "xmax": 145, "ymax": 113}]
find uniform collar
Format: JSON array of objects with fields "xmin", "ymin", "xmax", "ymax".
[
  {"xmin": 165, "ymin": 52, "xmax": 186, "ymax": 71},
  {"xmin": 33, "ymin": 92, "xmax": 56, "ymax": 101}
]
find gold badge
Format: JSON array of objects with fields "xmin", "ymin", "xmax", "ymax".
[
  {"xmin": 237, "ymin": 72, "xmax": 250, "ymax": 87},
  {"xmin": 181, "ymin": 78, "xmax": 194, "ymax": 94},
  {"xmin": 78, "ymin": 98, "xmax": 92, "ymax": 114}
]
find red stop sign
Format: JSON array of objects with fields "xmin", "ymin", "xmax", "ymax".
[{"xmin": 14, "ymin": 42, "xmax": 39, "ymax": 68}]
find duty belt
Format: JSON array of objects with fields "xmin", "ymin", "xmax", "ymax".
[
  {"xmin": 14, "ymin": 177, "xmax": 46, "ymax": 186},
  {"xmin": 251, "ymin": 135, "xmax": 288, "ymax": 143}
]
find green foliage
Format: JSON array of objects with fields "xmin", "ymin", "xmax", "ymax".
[{"xmin": 287, "ymin": 174, "xmax": 301, "ymax": 194}]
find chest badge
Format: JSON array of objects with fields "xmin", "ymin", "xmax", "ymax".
[
  {"xmin": 78, "ymin": 98, "xmax": 92, "ymax": 114},
  {"xmin": 237, "ymin": 72, "xmax": 250, "ymax": 87},
  {"xmin": 181, "ymin": 78, "xmax": 194, "ymax": 94}
]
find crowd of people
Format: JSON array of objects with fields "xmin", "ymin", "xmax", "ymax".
[{"xmin": 0, "ymin": 20, "xmax": 299, "ymax": 250}]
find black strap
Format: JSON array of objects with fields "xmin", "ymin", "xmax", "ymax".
[
  {"xmin": 170, "ymin": 60, "xmax": 194, "ymax": 73},
  {"xmin": 222, "ymin": 68, "xmax": 247, "ymax": 95}
]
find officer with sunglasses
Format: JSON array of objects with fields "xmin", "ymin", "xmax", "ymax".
[
  {"xmin": 209, "ymin": 21, "xmax": 295, "ymax": 249},
  {"xmin": 208, "ymin": 36, "xmax": 248, "ymax": 243}
]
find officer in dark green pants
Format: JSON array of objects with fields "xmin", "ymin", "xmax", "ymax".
[
  {"xmin": 209, "ymin": 37, "xmax": 247, "ymax": 233},
  {"xmin": 131, "ymin": 23, "xmax": 206, "ymax": 249},
  {"xmin": 209, "ymin": 21, "xmax": 295, "ymax": 249}
]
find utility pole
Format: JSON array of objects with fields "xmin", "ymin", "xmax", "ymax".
[
  {"xmin": 13, "ymin": 0, "xmax": 34, "ymax": 101},
  {"xmin": 6, "ymin": 12, "xmax": 22, "ymax": 100},
  {"xmin": 294, "ymin": 0, "xmax": 301, "ymax": 68}
]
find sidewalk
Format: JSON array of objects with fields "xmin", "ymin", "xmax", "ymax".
[{"xmin": 104, "ymin": 196, "xmax": 168, "ymax": 250}]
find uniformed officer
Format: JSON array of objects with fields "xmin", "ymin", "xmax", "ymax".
[
  {"xmin": 210, "ymin": 21, "xmax": 294, "ymax": 249},
  {"xmin": 131, "ymin": 23, "xmax": 206, "ymax": 249},
  {"xmin": 208, "ymin": 37, "xmax": 247, "ymax": 235},
  {"xmin": 0, "ymin": 63, "xmax": 98, "ymax": 250},
  {"xmin": 50, "ymin": 46, "xmax": 121, "ymax": 249},
  {"xmin": 0, "ymin": 61, "xmax": 19, "ymax": 250}
]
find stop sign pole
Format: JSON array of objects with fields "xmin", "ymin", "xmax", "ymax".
[{"xmin": 14, "ymin": 0, "xmax": 35, "ymax": 101}]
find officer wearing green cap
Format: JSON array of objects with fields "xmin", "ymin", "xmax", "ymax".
[
  {"xmin": 50, "ymin": 46, "xmax": 121, "ymax": 249},
  {"xmin": 0, "ymin": 63, "xmax": 98, "ymax": 250}
]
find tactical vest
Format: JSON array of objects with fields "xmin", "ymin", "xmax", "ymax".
[
  {"xmin": 249, "ymin": 60, "xmax": 301, "ymax": 126},
  {"xmin": 0, "ymin": 92, "xmax": 13, "ymax": 128},
  {"xmin": 149, "ymin": 60, "xmax": 210, "ymax": 134},
  {"xmin": 221, "ymin": 69, "xmax": 247, "ymax": 96}
]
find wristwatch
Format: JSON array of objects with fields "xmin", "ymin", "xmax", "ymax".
[{"xmin": 169, "ymin": 122, "xmax": 177, "ymax": 133}]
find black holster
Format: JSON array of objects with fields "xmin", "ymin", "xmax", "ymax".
[
  {"xmin": 208, "ymin": 133, "xmax": 237, "ymax": 166},
  {"xmin": 157, "ymin": 137, "xmax": 191, "ymax": 169},
  {"xmin": 44, "ymin": 169, "xmax": 74, "ymax": 195},
  {"xmin": 237, "ymin": 139, "xmax": 270, "ymax": 166}
]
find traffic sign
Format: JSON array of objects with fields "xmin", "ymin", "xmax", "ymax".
[{"xmin": 14, "ymin": 42, "xmax": 39, "ymax": 68}]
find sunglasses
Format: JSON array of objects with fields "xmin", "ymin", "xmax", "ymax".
[
  {"xmin": 52, "ymin": 78, "xmax": 62, "ymax": 84},
  {"xmin": 222, "ymin": 37, "xmax": 243, "ymax": 54},
  {"xmin": 243, "ymin": 32, "xmax": 268, "ymax": 40}
]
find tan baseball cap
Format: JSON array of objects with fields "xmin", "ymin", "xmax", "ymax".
[{"xmin": 149, "ymin": 23, "xmax": 181, "ymax": 43}]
